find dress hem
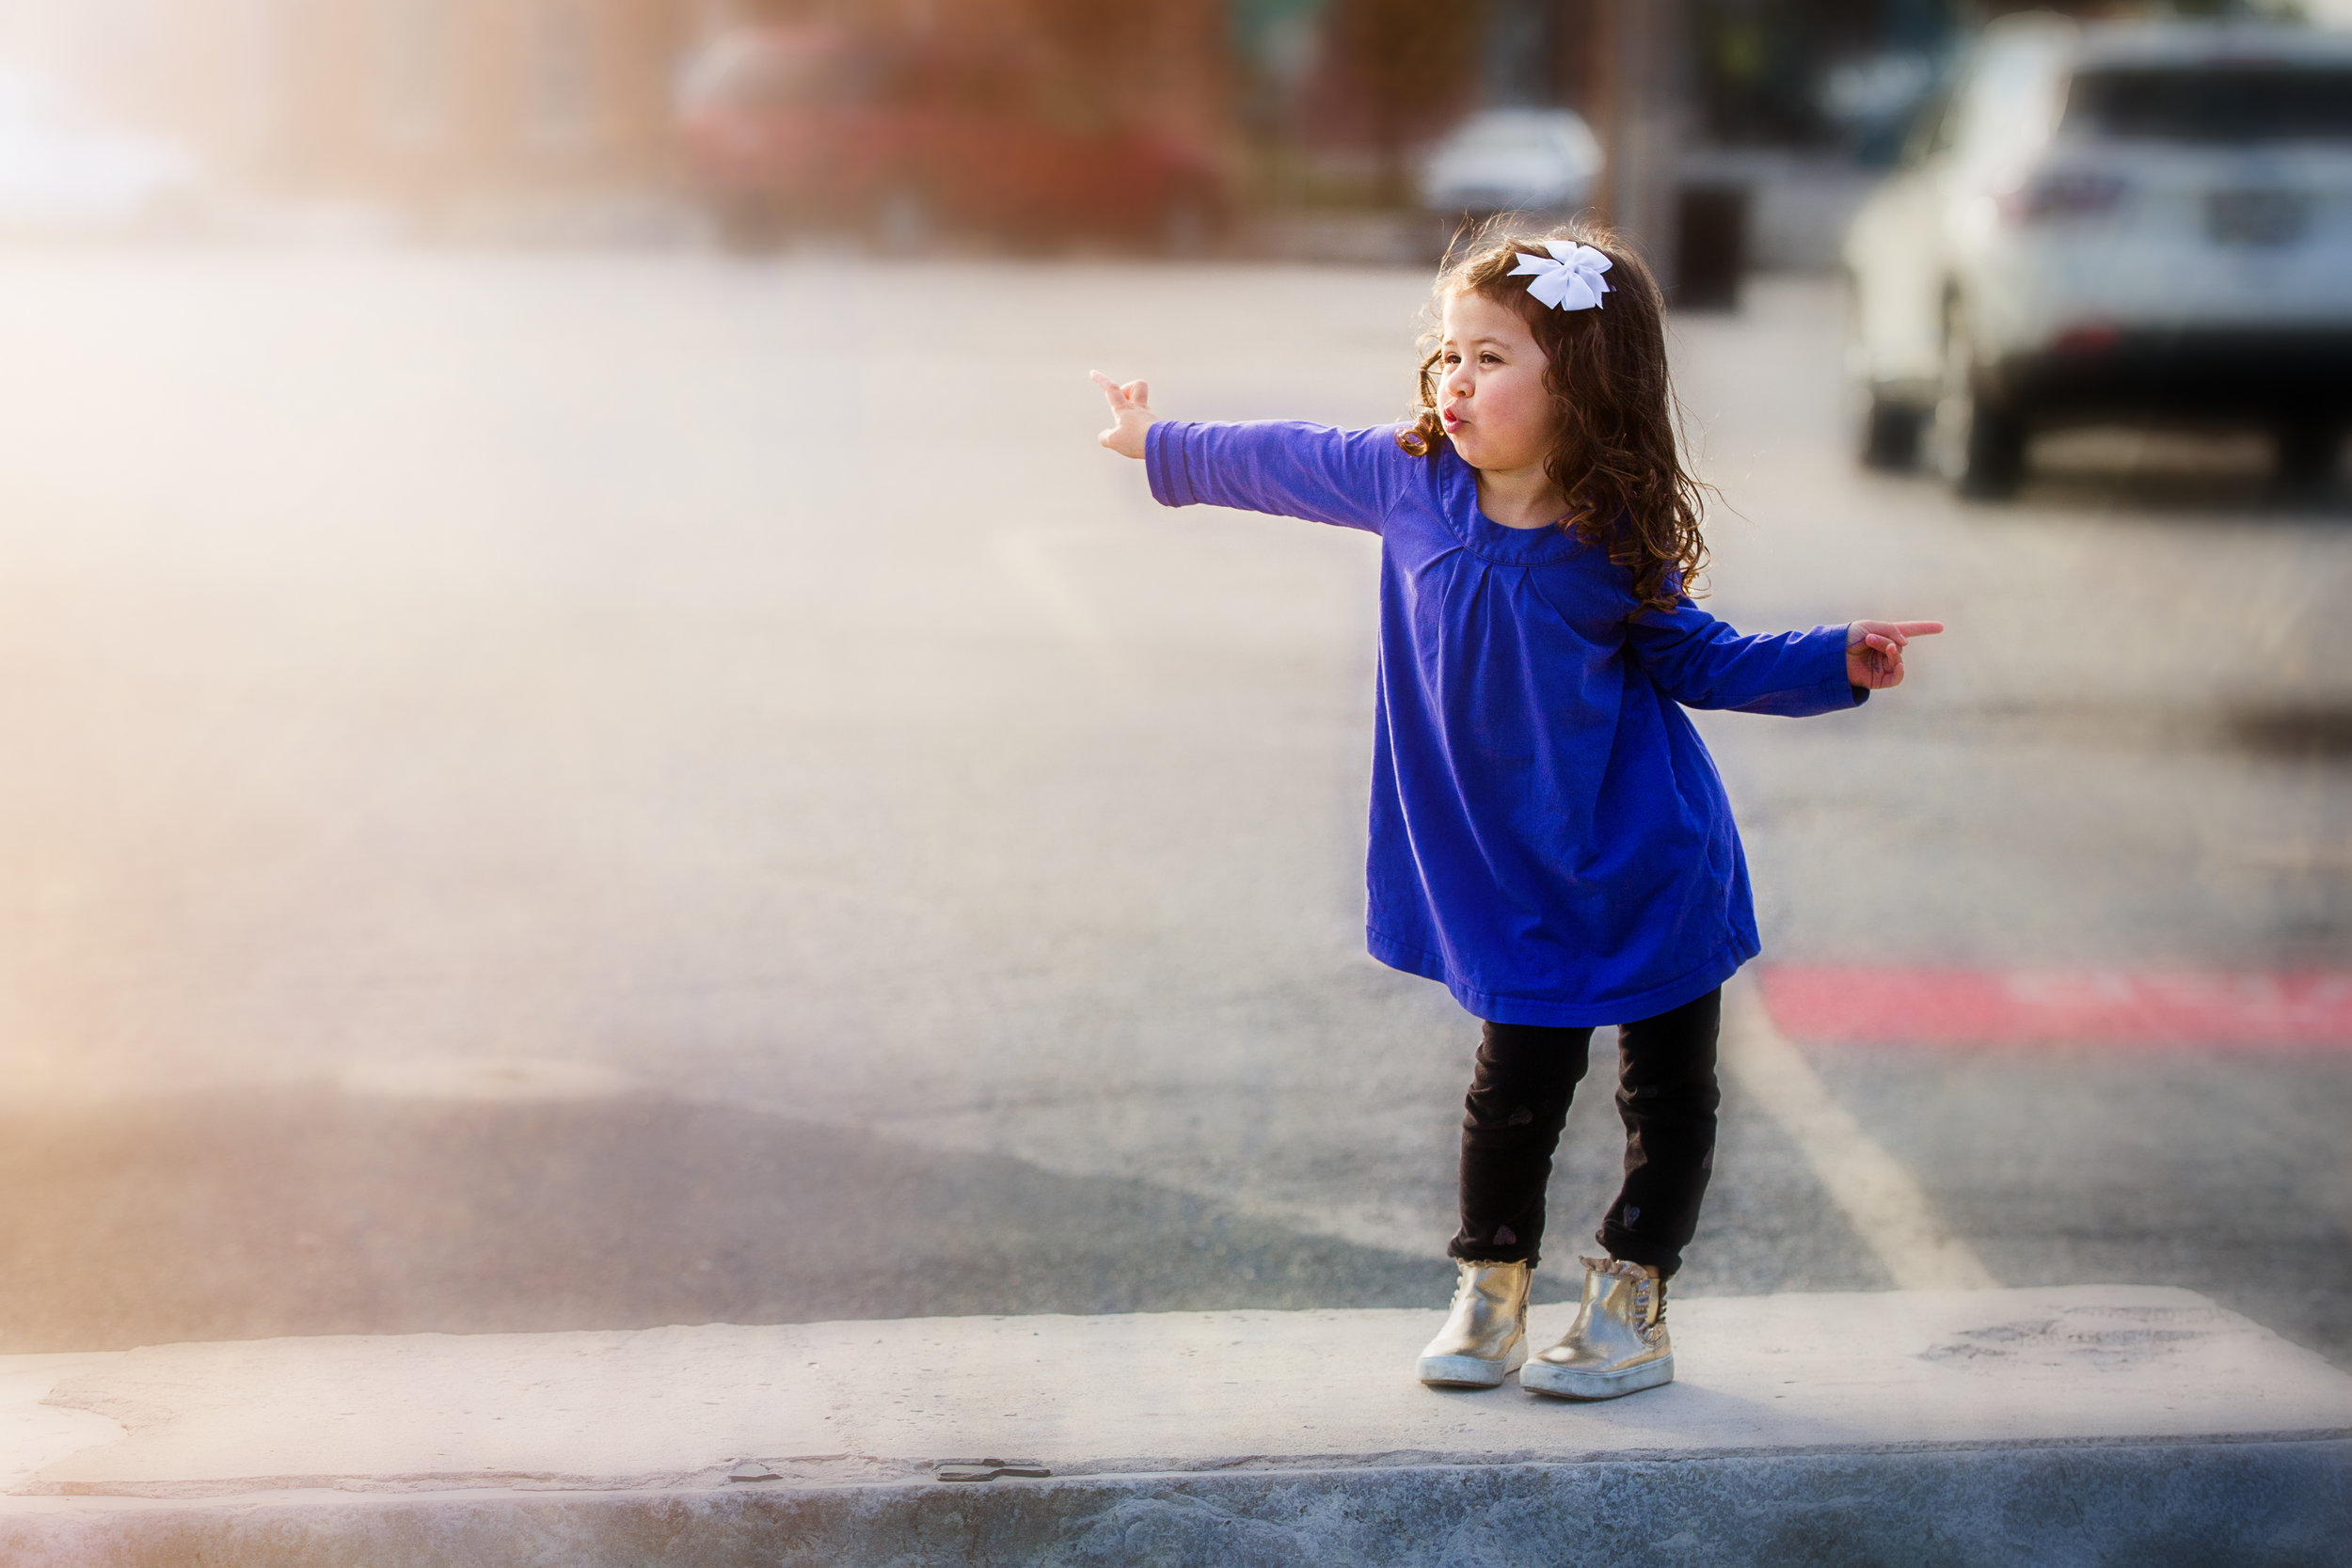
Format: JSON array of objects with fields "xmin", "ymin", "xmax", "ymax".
[{"xmin": 1366, "ymin": 927, "xmax": 1756, "ymax": 1026}]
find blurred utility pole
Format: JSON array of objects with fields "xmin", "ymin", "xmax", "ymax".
[
  {"xmin": 1328, "ymin": 0, "xmax": 1483, "ymax": 205},
  {"xmin": 1582, "ymin": 0, "xmax": 1690, "ymax": 285},
  {"xmin": 1486, "ymin": 0, "xmax": 1688, "ymax": 277}
]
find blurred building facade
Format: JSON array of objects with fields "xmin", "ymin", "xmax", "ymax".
[
  {"xmin": 0, "ymin": 0, "xmax": 1229, "ymax": 214},
  {"xmin": 1, "ymin": 0, "xmax": 2322, "ymax": 224},
  {"xmin": 0, "ymin": 0, "xmax": 703, "ymax": 210}
]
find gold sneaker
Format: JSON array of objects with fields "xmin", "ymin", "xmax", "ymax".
[
  {"xmin": 1519, "ymin": 1256, "xmax": 1673, "ymax": 1401},
  {"xmin": 1415, "ymin": 1259, "xmax": 1532, "ymax": 1388}
]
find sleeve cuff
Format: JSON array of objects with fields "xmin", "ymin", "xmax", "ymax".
[
  {"xmin": 1143, "ymin": 421, "xmax": 1194, "ymax": 507},
  {"xmin": 1850, "ymin": 684, "xmax": 1870, "ymax": 706}
]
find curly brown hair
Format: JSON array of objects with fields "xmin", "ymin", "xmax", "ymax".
[{"xmin": 1397, "ymin": 219, "xmax": 1711, "ymax": 613}]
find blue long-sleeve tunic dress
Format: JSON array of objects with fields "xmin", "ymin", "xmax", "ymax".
[{"xmin": 1145, "ymin": 419, "xmax": 1863, "ymax": 1027}]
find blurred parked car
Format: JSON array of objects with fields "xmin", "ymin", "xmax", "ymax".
[
  {"xmin": 0, "ymin": 71, "xmax": 201, "ymax": 239},
  {"xmin": 1843, "ymin": 17, "xmax": 2352, "ymax": 496},
  {"xmin": 1419, "ymin": 108, "xmax": 1603, "ymax": 242},
  {"xmin": 675, "ymin": 25, "xmax": 1230, "ymax": 255},
  {"xmin": 1820, "ymin": 50, "xmax": 1942, "ymax": 168}
]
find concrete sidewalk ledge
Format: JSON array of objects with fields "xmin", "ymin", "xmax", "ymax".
[{"xmin": 4, "ymin": 1286, "xmax": 2348, "ymax": 1564}]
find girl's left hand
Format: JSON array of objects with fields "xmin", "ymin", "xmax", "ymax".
[{"xmin": 1846, "ymin": 620, "xmax": 1944, "ymax": 689}]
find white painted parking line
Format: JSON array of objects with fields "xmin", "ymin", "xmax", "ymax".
[{"xmin": 1723, "ymin": 980, "xmax": 1998, "ymax": 1291}]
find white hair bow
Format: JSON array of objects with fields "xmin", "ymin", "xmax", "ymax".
[{"xmin": 1509, "ymin": 241, "xmax": 1613, "ymax": 311}]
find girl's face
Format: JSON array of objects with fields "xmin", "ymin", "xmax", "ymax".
[{"xmin": 1436, "ymin": 290, "xmax": 1559, "ymax": 473}]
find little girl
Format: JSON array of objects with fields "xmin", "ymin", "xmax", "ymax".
[{"xmin": 1090, "ymin": 224, "xmax": 1938, "ymax": 1402}]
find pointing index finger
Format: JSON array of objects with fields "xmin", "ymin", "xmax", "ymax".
[{"xmin": 1895, "ymin": 621, "xmax": 1945, "ymax": 636}]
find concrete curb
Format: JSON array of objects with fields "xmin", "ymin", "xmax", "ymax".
[
  {"xmin": 6, "ymin": 1439, "xmax": 2345, "ymax": 1567},
  {"xmin": 6, "ymin": 1287, "xmax": 2348, "ymax": 1564}
]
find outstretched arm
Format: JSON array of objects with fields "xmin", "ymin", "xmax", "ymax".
[
  {"xmin": 1088, "ymin": 369, "xmax": 1405, "ymax": 534},
  {"xmin": 1626, "ymin": 609, "xmax": 1945, "ymax": 715},
  {"xmin": 1846, "ymin": 620, "xmax": 1944, "ymax": 689},
  {"xmin": 1626, "ymin": 608, "xmax": 1855, "ymax": 715},
  {"xmin": 1092, "ymin": 371, "xmax": 1152, "ymax": 459}
]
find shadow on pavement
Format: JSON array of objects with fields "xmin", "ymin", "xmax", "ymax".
[{"xmin": 0, "ymin": 1091, "xmax": 1454, "ymax": 1354}]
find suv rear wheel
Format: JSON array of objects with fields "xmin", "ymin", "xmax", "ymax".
[
  {"xmin": 1857, "ymin": 393, "xmax": 1923, "ymax": 470},
  {"xmin": 2276, "ymin": 418, "xmax": 2344, "ymax": 493},
  {"xmin": 1929, "ymin": 297, "xmax": 2026, "ymax": 499},
  {"xmin": 1846, "ymin": 278, "xmax": 1920, "ymax": 470}
]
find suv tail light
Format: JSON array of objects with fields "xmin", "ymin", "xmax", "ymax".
[
  {"xmin": 2050, "ymin": 322, "xmax": 2120, "ymax": 356},
  {"xmin": 2000, "ymin": 172, "xmax": 2130, "ymax": 222}
]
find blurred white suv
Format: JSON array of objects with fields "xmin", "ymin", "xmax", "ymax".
[
  {"xmin": 1844, "ymin": 16, "xmax": 2352, "ymax": 496},
  {"xmin": 1419, "ymin": 109, "xmax": 1603, "ymax": 227}
]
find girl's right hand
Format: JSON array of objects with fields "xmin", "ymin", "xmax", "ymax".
[
  {"xmin": 1846, "ymin": 619, "xmax": 1944, "ymax": 689},
  {"xmin": 1090, "ymin": 370, "xmax": 1153, "ymax": 459}
]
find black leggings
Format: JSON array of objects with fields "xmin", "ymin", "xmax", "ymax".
[{"xmin": 1447, "ymin": 987, "xmax": 1721, "ymax": 1277}]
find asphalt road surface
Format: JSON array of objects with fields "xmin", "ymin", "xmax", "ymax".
[{"xmin": 0, "ymin": 252, "xmax": 2344, "ymax": 1365}]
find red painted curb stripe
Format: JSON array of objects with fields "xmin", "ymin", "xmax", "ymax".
[{"xmin": 1757, "ymin": 965, "xmax": 2352, "ymax": 1048}]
